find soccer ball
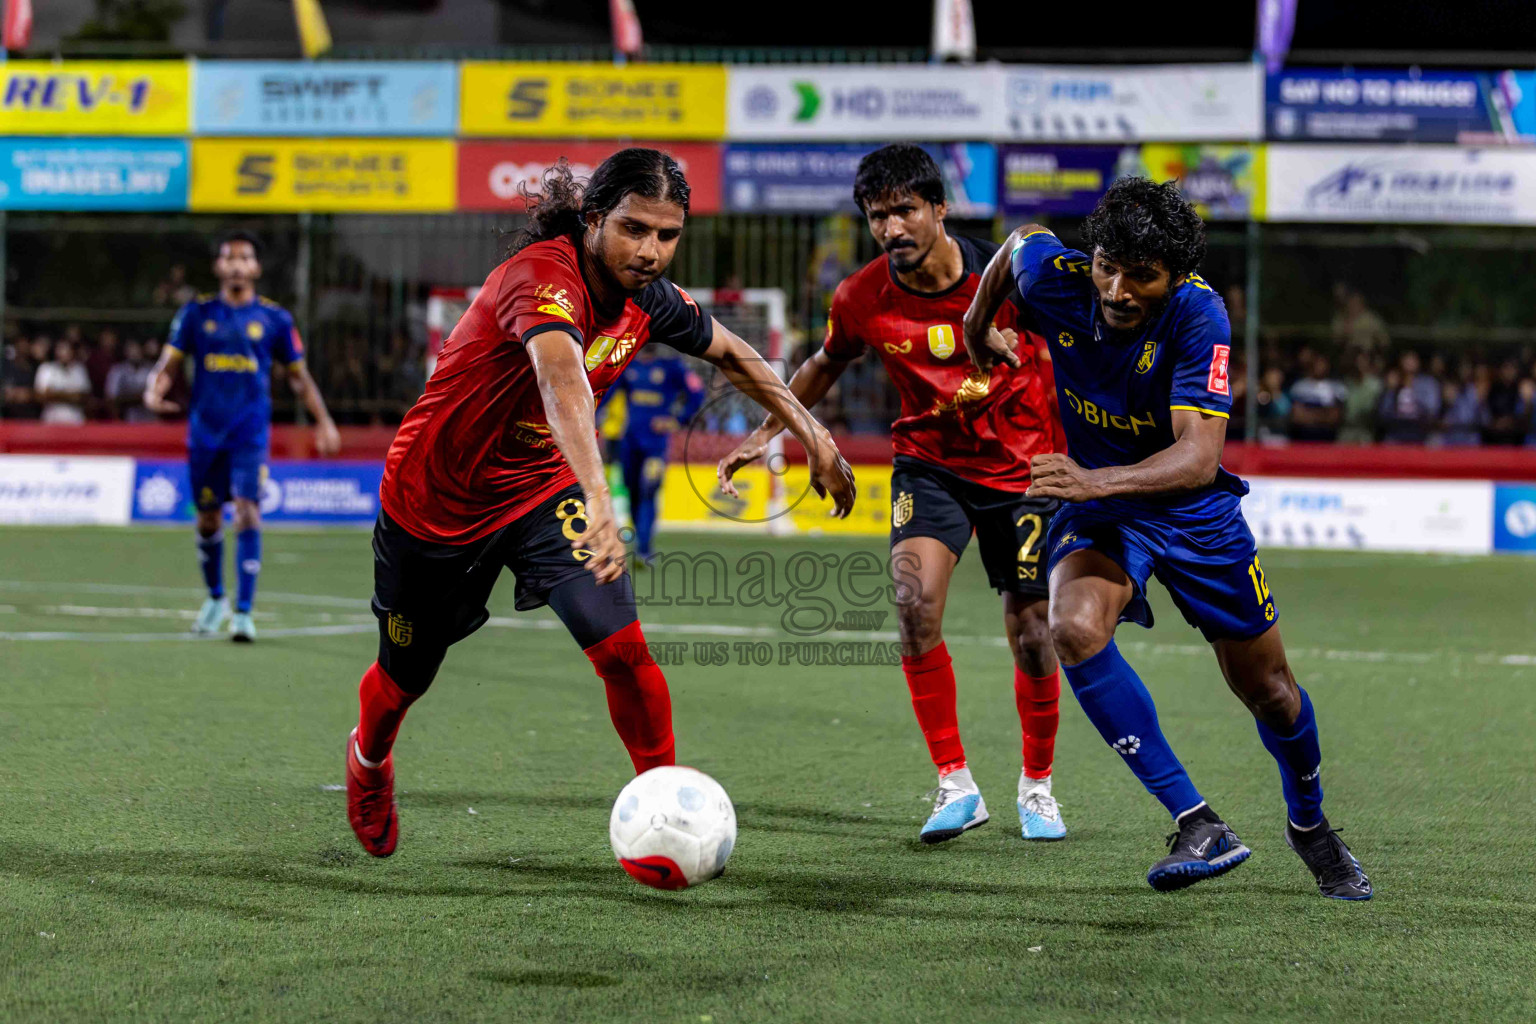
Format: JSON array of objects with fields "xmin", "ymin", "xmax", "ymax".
[{"xmin": 609, "ymin": 766, "xmax": 736, "ymax": 890}]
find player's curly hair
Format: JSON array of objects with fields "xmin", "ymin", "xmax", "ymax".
[
  {"xmin": 504, "ymin": 148, "xmax": 691, "ymax": 259},
  {"xmin": 1082, "ymin": 177, "xmax": 1207, "ymax": 280},
  {"xmin": 852, "ymin": 143, "xmax": 946, "ymax": 214}
]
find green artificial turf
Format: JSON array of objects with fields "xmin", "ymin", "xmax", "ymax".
[{"xmin": 1, "ymin": 526, "xmax": 1533, "ymax": 1022}]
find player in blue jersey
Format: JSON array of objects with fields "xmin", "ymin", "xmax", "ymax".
[
  {"xmin": 602, "ymin": 344, "xmax": 704, "ymax": 565},
  {"xmin": 963, "ymin": 179, "xmax": 1371, "ymax": 900},
  {"xmin": 143, "ymin": 231, "xmax": 340, "ymax": 642}
]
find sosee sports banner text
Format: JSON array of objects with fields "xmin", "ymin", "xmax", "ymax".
[
  {"xmin": 194, "ymin": 61, "xmax": 458, "ymax": 136},
  {"xmin": 190, "ymin": 138, "xmax": 456, "ymax": 212},
  {"xmin": 458, "ymin": 141, "xmax": 721, "ymax": 213},
  {"xmin": 459, "ymin": 63, "xmax": 727, "ymax": 139},
  {"xmin": 0, "ymin": 61, "xmax": 190, "ymax": 135},
  {"xmin": 0, "ymin": 139, "xmax": 188, "ymax": 210}
]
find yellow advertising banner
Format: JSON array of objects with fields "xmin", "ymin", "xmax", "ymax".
[
  {"xmin": 459, "ymin": 62, "xmax": 727, "ymax": 139},
  {"xmin": 0, "ymin": 61, "xmax": 190, "ymax": 135},
  {"xmin": 659, "ymin": 463, "xmax": 893, "ymax": 537},
  {"xmin": 190, "ymin": 139, "xmax": 456, "ymax": 212}
]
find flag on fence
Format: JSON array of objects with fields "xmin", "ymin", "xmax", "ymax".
[
  {"xmin": 932, "ymin": 0, "xmax": 976, "ymax": 62},
  {"xmin": 292, "ymin": 0, "xmax": 333, "ymax": 59},
  {"xmin": 3, "ymin": 0, "xmax": 33, "ymax": 52},
  {"xmin": 1257, "ymin": 0, "xmax": 1299, "ymax": 74},
  {"xmin": 610, "ymin": 0, "xmax": 643, "ymax": 59}
]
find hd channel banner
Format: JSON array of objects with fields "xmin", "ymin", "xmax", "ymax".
[
  {"xmin": 1267, "ymin": 68, "xmax": 1536, "ymax": 143},
  {"xmin": 1266, "ymin": 144, "xmax": 1536, "ymax": 225},
  {"xmin": 727, "ymin": 66, "xmax": 1002, "ymax": 141},
  {"xmin": 722, "ymin": 142, "xmax": 995, "ymax": 216},
  {"xmin": 194, "ymin": 61, "xmax": 458, "ymax": 136},
  {"xmin": 0, "ymin": 138, "xmax": 189, "ymax": 210}
]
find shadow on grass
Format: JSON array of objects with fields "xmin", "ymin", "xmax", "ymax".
[{"xmin": 472, "ymin": 970, "xmax": 620, "ymax": 989}]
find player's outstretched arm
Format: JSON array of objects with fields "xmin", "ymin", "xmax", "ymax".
[
  {"xmin": 699, "ymin": 322, "xmax": 856, "ymax": 518},
  {"xmin": 286, "ymin": 361, "xmax": 341, "ymax": 456},
  {"xmin": 142, "ymin": 344, "xmax": 185, "ymax": 415},
  {"xmin": 527, "ymin": 330, "xmax": 626, "ymax": 584},
  {"xmin": 962, "ymin": 224, "xmax": 1049, "ymax": 372},
  {"xmin": 1028, "ymin": 410, "xmax": 1226, "ymax": 502},
  {"xmin": 716, "ymin": 347, "xmax": 851, "ymax": 494}
]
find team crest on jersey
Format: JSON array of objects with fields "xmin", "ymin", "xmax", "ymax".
[
  {"xmin": 203, "ymin": 320, "xmax": 218, "ymax": 334},
  {"xmin": 649, "ymin": 367, "xmax": 665, "ymax": 383},
  {"xmin": 245, "ymin": 321, "xmax": 264, "ymax": 341},
  {"xmin": 927, "ymin": 324, "xmax": 956, "ymax": 359},
  {"xmin": 1057, "ymin": 331, "xmax": 1075, "ymax": 348},
  {"xmin": 1136, "ymin": 339, "xmax": 1157, "ymax": 374},
  {"xmin": 892, "ymin": 491, "xmax": 914, "ymax": 528},
  {"xmin": 387, "ymin": 613, "xmax": 413, "ymax": 648}
]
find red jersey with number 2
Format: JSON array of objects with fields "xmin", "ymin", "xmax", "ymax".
[
  {"xmin": 823, "ymin": 235, "xmax": 1061, "ymax": 493},
  {"xmin": 381, "ymin": 236, "xmax": 714, "ymax": 544}
]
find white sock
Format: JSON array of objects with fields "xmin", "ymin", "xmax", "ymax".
[
  {"xmin": 941, "ymin": 766, "xmax": 976, "ymax": 790},
  {"xmin": 354, "ymin": 739, "xmax": 383, "ymax": 770},
  {"xmin": 1175, "ymin": 800, "xmax": 1209, "ymax": 824}
]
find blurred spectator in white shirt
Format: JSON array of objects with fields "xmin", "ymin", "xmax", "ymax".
[{"xmin": 34, "ymin": 339, "xmax": 91, "ymax": 424}]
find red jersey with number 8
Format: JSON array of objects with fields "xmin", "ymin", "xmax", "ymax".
[{"xmin": 823, "ymin": 235, "xmax": 1062, "ymax": 493}]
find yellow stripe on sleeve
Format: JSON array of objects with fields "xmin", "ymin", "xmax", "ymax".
[{"xmin": 1170, "ymin": 405, "xmax": 1231, "ymax": 419}]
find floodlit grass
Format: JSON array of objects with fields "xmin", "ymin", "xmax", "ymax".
[{"xmin": 2, "ymin": 527, "xmax": 1533, "ymax": 1022}]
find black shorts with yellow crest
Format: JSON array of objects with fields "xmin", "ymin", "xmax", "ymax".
[
  {"xmin": 370, "ymin": 484, "xmax": 637, "ymax": 691},
  {"xmin": 888, "ymin": 455, "xmax": 1057, "ymax": 598}
]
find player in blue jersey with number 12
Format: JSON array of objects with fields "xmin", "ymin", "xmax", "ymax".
[
  {"xmin": 964, "ymin": 179, "xmax": 1371, "ymax": 900},
  {"xmin": 144, "ymin": 231, "xmax": 340, "ymax": 642}
]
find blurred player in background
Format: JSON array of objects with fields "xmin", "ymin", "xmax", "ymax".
[
  {"xmin": 600, "ymin": 343, "xmax": 705, "ymax": 566},
  {"xmin": 345, "ymin": 149, "xmax": 856, "ymax": 860},
  {"xmin": 143, "ymin": 231, "xmax": 340, "ymax": 643},
  {"xmin": 719, "ymin": 144, "xmax": 1069, "ymax": 844},
  {"xmin": 965, "ymin": 178, "xmax": 1371, "ymax": 899}
]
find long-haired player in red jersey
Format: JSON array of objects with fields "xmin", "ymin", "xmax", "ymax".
[
  {"xmin": 718, "ymin": 144, "xmax": 1068, "ymax": 844},
  {"xmin": 346, "ymin": 149, "xmax": 856, "ymax": 858}
]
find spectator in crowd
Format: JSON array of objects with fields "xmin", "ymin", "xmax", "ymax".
[
  {"xmin": 34, "ymin": 339, "xmax": 92, "ymax": 424},
  {"xmin": 105, "ymin": 338, "xmax": 156, "ymax": 423},
  {"xmin": 85, "ymin": 327, "xmax": 121, "ymax": 413},
  {"xmin": 1331, "ymin": 284, "xmax": 1391, "ymax": 354},
  {"xmin": 1377, "ymin": 351, "xmax": 1441, "ymax": 443},
  {"xmin": 1337, "ymin": 350, "xmax": 1383, "ymax": 443},
  {"xmin": 3, "ymin": 339, "xmax": 41, "ymax": 418},
  {"xmin": 1255, "ymin": 365, "xmax": 1291, "ymax": 442},
  {"xmin": 1288, "ymin": 353, "xmax": 1349, "ymax": 442},
  {"xmin": 1438, "ymin": 365, "xmax": 1483, "ymax": 446},
  {"xmin": 153, "ymin": 264, "xmax": 197, "ymax": 308},
  {"xmin": 1480, "ymin": 358, "xmax": 1530, "ymax": 446}
]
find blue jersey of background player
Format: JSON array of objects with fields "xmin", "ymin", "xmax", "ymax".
[
  {"xmin": 601, "ymin": 344, "xmax": 704, "ymax": 564},
  {"xmin": 963, "ymin": 178, "xmax": 1371, "ymax": 901},
  {"xmin": 144, "ymin": 231, "xmax": 339, "ymax": 643}
]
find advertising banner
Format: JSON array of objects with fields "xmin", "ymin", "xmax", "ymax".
[
  {"xmin": 1140, "ymin": 144, "xmax": 1265, "ymax": 221},
  {"xmin": 1001, "ymin": 63, "xmax": 1262, "ymax": 141},
  {"xmin": 132, "ymin": 459, "xmax": 383, "ymax": 525},
  {"xmin": 660, "ymin": 463, "xmax": 893, "ymax": 537},
  {"xmin": 189, "ymin": 138, "xmax": 456, "ymax": 212},
  {"xmin": 721, "ymin": 142, "xmax": 995, "ymax": 216},
  {"xmin": 0, "ymin": 138, "xmax": 188, "ymax": 210},
  {"xmin": 1243, "ymin": 477, "xmax": 1493, "ymax": 554},
  {"xmin": 1265, "ymin": 144, "xmax": 1536, "ymax": 225},
  {"xmin": 1492, "ymin": 484, "xmax": 1536, "ymax": 554},
  {"xmin": 459, "ymin": 62, "xmax": 727, "ymax": 139},
  {"xmin": 194, "ymin": 61, "xmax": 457, "ymax": 136},
  {"xmin": 458, "ymin": 140, "xmax": 721, "ymax": 213},
  {"xmin": 998, "ymin": 145, "xmax": 1132, "ymax": 216},
  {"xmin": 1266, "ymin": 67, "xmax": 1531, "ymax": 143},
  {"xmin": 727, "ymin": 66, "xmax": 1000, "ymax": 140},
  {"xmin": 0, "ymin": 60, "xmax": 191, "ymax": 135},
  {"xmin": 0, "ymin": 455, "xmax": 134, "ymax": 525}
]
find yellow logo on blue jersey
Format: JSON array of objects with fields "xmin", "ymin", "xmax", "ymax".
[
  {"xmin": 202, "ymin": 320, "xmax": 218, "ymax": 334},
  {"xmin": 245, "ymin": 321, "xmax": 264, "ymax": 341},
  {"xmin": 203, "ymin": 352, "xmax": 259, "ymax": 373},
  {"xmin": 1136, "ymin": 339, "xmax": 1157, "ymax": 374},
  {"xmin": 1057, "ymin": 331, "xmax": 1075, "ymax": 349},
  {"xmin": 1062, "ymin": 388, "xmax": 1157, "ymax": 436}
]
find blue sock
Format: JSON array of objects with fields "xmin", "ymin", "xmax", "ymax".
[
  {"xmin": 1063, "ymin": 640, "xmax": 1205, "ymax": 819},
  {"xmin": 235, "ymin": 528, "xmax": 261, "ymax": 614},
  {"xmin": 1256, "ymin": 686, "xmax": 1325, "ymax": 829},
  {"xmin": 197, "ymin": 531, "xmax": 224, "ymax": 599}
]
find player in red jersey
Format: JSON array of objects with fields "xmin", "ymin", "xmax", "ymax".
[
  {"xmin": 345, "ymin": 150, "xmax": 856, "ymax": 858},
  {"xmin": 719, "ymin": 145, "xmax": 1068, "ymax": 843}
]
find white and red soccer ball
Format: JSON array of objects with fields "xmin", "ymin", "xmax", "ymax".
[{"xmin": 609, "ymin": 766, "xmax": 736, "ymax": 890}]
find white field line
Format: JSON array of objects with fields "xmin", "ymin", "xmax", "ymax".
[{"xmin": 0, "ymin": 580, "xmax": 1530, "ymax": 667}]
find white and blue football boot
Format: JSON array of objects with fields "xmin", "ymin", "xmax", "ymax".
[
  {"xmin": 1017, "ymin": 772, "xmax": 1067, "ymax": 841},
  {"xmin": 229, "ymin": 611, "xmax": 256, "ymax": 643},
  {"xmin": 920, "ymin": 767, "xmax": 988, "ymax": 844},
  {"xmin": 191, "ymin": 596, "xmax": 230, "ymax": 636}
]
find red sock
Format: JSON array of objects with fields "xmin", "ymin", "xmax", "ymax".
[
  {"xmin": 356, "ymin": 661, "xmax": 418, "ymax": 764},
  {"xmin": 902, "ymin": 641, "xmax": 965, "ymax": 775},
  {"xmin": 1015, "ymin": 667, "xmax": 1060, "ymax": 780},
  {"xmin": 584, "ymin": 620, "xmax": 676, "ymax": 774}
]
